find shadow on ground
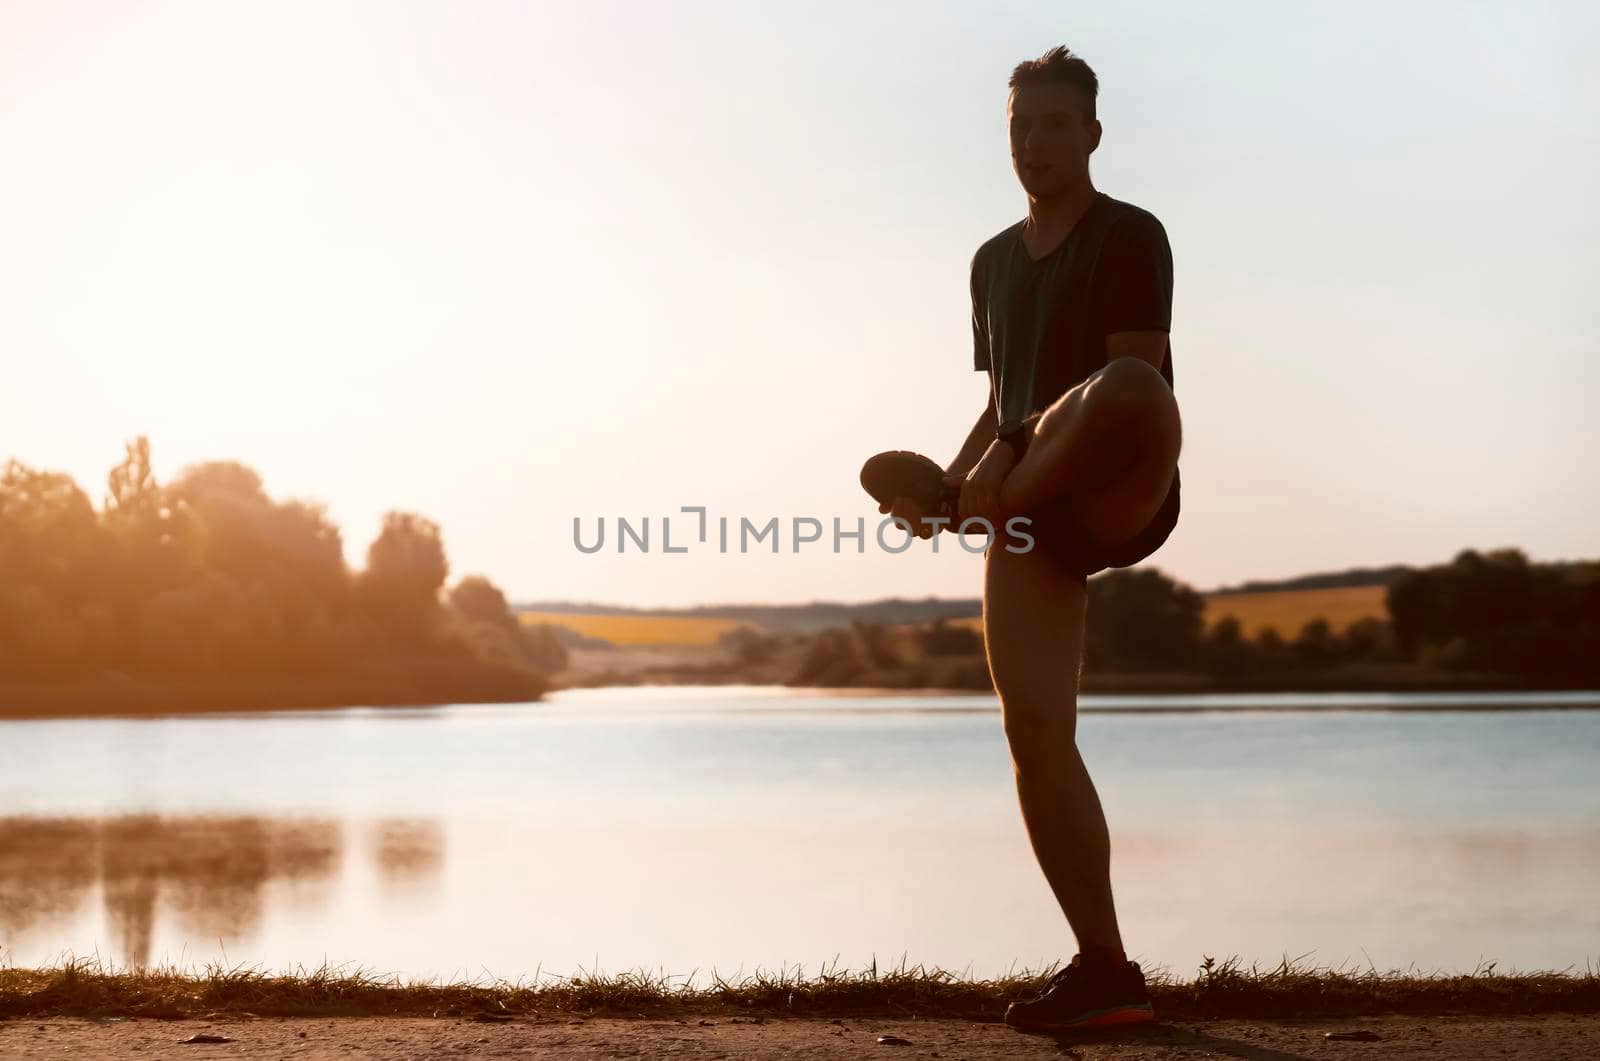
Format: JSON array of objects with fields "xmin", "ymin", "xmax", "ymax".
[{"xmin": 1039, "ymin": 1021, "xmax": 1317, "ymax": 1060}]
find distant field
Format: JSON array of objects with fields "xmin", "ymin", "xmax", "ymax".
[
  {"xmin": 940, "ymin": 585, "xmax": 1389, "ymax": 639},
  {"xmin": 1201, "ymin": 585, "xmax": 1388, "ymax": 637},
  {"xmin": 521, "ymin": 584, "xmax": 1390, "ymax": 647},
  {"xmin": 517, "ymin": 612, "xmax": 756, "ymax": 646}
]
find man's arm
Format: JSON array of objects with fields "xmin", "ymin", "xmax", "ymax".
[
  {"xmin": 945, "ymin": 383, "xmax": 999, "ymax": 478},
  {"xmin": 1100, "ymin": 211, "xmax": 1174, "ymax": 374},
  {"xmin": 953, "ymin": 249, "xmax": 1007, "ymax": 477},
  {"xmin": 1106, "ymin": 330, "xmax": 1169, "ymax": 371}
]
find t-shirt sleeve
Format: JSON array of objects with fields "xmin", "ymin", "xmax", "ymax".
[
  {"xmin": 970, "ymin": 250, "xmax": 990, "ymax": 372},
  {"xmin": 1097, "ymin": 212, "xmax": 1173, "ymax": 334}
]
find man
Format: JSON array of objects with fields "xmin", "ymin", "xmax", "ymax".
[{"xmin": 865, "ymin": 46, "xmax": 1182, "ymax": 1030}]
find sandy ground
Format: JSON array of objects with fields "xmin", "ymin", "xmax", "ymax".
[{"xmin": 1, "ymin": 1013, "xmax": 1594, "ymax": 1059}]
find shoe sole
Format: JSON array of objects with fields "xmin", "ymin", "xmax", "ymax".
[
  {"xmin": 859, "ymin": 450, "xmax": 991, "ymax": 534},
  {"xmin": 859, "ymin": 450, "xmax": 947, "ymax": 511},
  {"xmin": 1007, "ymin": 1002, "xmax": 1156, "ymax": 1031}
]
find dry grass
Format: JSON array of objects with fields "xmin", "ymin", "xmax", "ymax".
[
  {"xmin": 2, "ymin": 953, "xmax": 1595, "ymax": 1022},
  {"xmin": 517, "ymin": 613, "xmax": 757, "ymax": 647},
  {"xmin": 1202, "ymin": 586, "xmax": 1389, "ymax": 638}
]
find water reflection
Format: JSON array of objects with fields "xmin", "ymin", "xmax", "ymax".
[
  {"xmin": 0, "ymin": 693, "xmax": 1595, "ymax": 978},
  {"xmin": 369, "ymin": 818, "xmax": 445, "ymax": 896},
  {"xmin": 0, "ymin": 814, "xmax": 439, "ymax": 967},
  {"xmin": 0, "ymin": 818, "xmax": 97, "ymax": 948}
]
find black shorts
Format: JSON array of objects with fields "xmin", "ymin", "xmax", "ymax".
[{"xmin": 996, "ymin": 475, "xmax": 1180, "ymax": 582}]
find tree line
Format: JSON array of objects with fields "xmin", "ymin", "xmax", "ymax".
[
  {"xmin": 0, "ymin": 438, "xmax": 565, "ymax": 709},
  {"xmin": 777, "ymin": 548, "xmax": 1598, "ymax": 691},
  {"xmin": 1082, "ymin": 548, "xmax": 1597, "ymax": 684}
]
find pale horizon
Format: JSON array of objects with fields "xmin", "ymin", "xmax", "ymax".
[{"xmin": 5, "ymin": 1, "xmax": 1596, "ymax": 607}]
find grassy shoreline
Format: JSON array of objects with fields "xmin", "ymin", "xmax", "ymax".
[
  {"xmin": 0, "ymin": 664, "xmax": 548, "ymax": 721},
  {"xmin": 4, "ymin": 955, "xmax": 1597, "ymax": 1022}
]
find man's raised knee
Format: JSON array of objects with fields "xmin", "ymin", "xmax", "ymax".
[
  {"xmin": 1087, "ymin": 357, "xmax": 1180, "ymax": 448},
  {"xmin": 1091, "ymin": 356, "xmax": 1170, "ymax": 406}
]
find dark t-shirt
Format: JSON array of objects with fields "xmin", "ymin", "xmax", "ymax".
[{"xmin": 971, "ymin": 192, "xmax": 1175, "ymax": 435}]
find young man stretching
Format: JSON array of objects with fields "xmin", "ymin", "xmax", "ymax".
[{"xmin": 863, "ymin": 46, "xmax": 1182, "ymax": 1030}]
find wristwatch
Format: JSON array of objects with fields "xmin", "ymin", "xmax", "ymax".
[{"xmin": 997, "ymin": 420, "xmax": 1032, "ymax": 460}]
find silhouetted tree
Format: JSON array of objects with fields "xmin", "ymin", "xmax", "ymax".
[
  {"xmin": 0, "ymin": 440, "xmax": 554, "ymax": 702},
  {"xmin": 1386, "ymin": 548, "xmax": 1599, "ymax": 679},
  {"xmin": 920, "ymin": 618, "xmax": 984, "ymax": 657},
  {"xmin": 97, "ymin": 438, "xmax": 200, "ymax": 665},
  {"xmin": 1293, "ymin": 618, "xmax": 1336, "ymax": 665},
  {"xmin": 851, "ymin": 620, "xmax": 901, "ymax": 669},
  {"xmin": 1201, "ymin": 615, "xmax": 1252, "ymax": 676},
  {"xmin": 717, "ymin": 625, "xmax": 782, "ymax": 666},
  {"xmin": 1387, "ymin": 548, "xmax": 1538, "ymax": 652},
  {"xmin": 1342, "ymin": 616, "xmax": 1401, "ymax": 663},
  {"xmin": 449, "ymin": 576, "xmax": 514, "ymax": 629},
  {"xmin": 791, "ymin": 629, "xmax": 867, "ymax": 686},
  {"xmin": 1084, "ymin": 567, "xmax": 1204, "ymax": 671},
  {"xmin": 358, "ymin": 512, "xmax": 448, "ymax": 645},
  {"xmin": 1249, "ymin": 624, "xmax": 1296, "ymax": 671},
  {"xmin": 0, "ymin": 461, "xmax": 106, "ymax": 672},
  {"xmin": 447, "ymin": 575, "xmax": 568, "ymax": 677}
]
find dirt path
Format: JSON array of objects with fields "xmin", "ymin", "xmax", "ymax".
[{"xmin": 2, "ymin": 1013, "xmax": 1593, "ymax": 1059}]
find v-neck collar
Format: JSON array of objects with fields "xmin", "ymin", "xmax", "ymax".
[{"xmin": 1018, "ymin": 191, "xmax": 1109, "ymax": 265}]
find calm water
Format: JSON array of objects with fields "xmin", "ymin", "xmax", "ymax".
[{"xmin": 2, "ymin": 687, "xmax": 1598, "ymax": 983}]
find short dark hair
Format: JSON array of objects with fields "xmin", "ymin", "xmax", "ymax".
[{"xmin": 1009, "ymin": 46, "xmax": 1098, "ymax": 120}]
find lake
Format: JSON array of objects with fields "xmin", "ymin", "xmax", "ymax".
[{"xmin": 2, "ymin": 687, "xmax": 1598, "ymax": 985}]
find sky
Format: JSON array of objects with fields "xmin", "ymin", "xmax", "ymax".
[{"xmin": 3, "ymin": 0, "xmax": 1596, "ymax": 607}]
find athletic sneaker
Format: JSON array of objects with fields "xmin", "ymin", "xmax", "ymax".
[
  {"xmin": 858, "ymin": 450, "xmax": 983, "ymax": 534},
  {"xmin": 1003, "ymin": 953, "xmax": 1156, "ymax": 1031}
]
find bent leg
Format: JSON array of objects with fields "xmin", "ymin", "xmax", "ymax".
[
  {"xmin": 983, "ymin": 539, "xmax": 1125, "ymax": 955},
  {"xmin": 999, "ymin": 357, "xmax": 1181, "ymax": 550}
]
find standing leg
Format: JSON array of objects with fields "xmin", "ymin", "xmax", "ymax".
[{"xmin": 983, "ymin": 539, "xmax": 1124, "ymax": 956}]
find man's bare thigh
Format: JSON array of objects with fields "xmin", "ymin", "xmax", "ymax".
[
  {"xmin": 982, "ymin": 538, "xmax": 1088, "ymax": 736},
  {"xmin": 1024, "ymin": 360, "xmax": 1182, "ymax": 551}
]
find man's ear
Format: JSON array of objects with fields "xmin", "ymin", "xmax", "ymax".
[{"xmin": 1088, "ymin": 119, "xmax": 1104, "ymax": 154}]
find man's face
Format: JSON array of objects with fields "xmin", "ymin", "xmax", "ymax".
[{"xmin": 1007, "ymin": 83, "xmax": 1101, "ymax": 199}]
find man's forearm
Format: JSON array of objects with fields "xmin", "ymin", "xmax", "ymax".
[
  {"xmin": 947, "ymin": 406, "xmax": 1045, "ymax": 479},
  {"xmin": 946, "ymin": 403, "xmax": 999, "ymax": 478}
]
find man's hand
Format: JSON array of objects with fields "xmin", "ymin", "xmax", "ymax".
[
  {"xmin": 878, "ymin": 494, "xmax": 944, "ymax": 541},
  {"xmin": 954, "ymin": 438, "xmax": 1016, "ymax": 530}
]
